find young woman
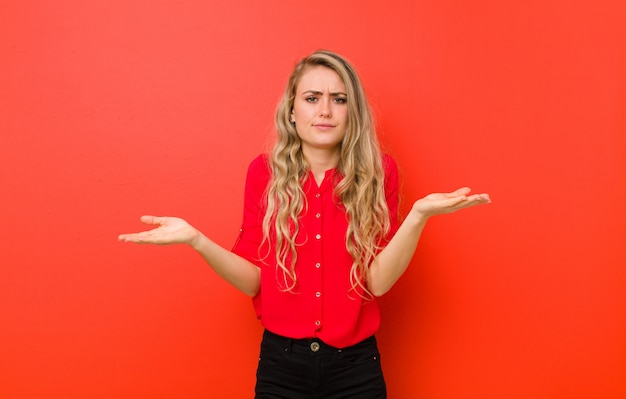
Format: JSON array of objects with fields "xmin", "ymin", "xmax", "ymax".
[{"xmin": 119, "ymin": 50, "xmax": 490, "ymax": 398}]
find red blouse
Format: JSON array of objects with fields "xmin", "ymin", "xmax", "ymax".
[{"xmin": 232, "ymin": 154, "xmax": 400, "ymax": 348}]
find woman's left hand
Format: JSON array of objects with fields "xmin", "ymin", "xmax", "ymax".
[{"xmin": 412, "ymin": 187, "xmax": 491, "ymax": 219}]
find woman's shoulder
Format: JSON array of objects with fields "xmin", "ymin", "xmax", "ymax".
[
  {"xmin": 381, "ymin": 153, "xmax": 398, "ymax": 174},
  {"xmin": 248, "ymin": 153, "xmax": 270, "ymax": 170},
  {"xmin": 246, "ymin": 153, "xmax": 272, "ymax": 180}
]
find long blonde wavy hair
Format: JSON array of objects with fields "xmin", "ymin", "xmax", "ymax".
[{"xmin": 262, "ymin": 50, "xmax": 391, "ymax": 298}]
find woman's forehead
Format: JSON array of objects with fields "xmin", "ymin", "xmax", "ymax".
[{"xmin": 296, "ymin": 66, "xmax": 346, "ymax": 93}]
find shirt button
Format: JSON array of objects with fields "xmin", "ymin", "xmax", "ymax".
[
  {"xmin": 315, "ymin": 234, "xmax": 321, "ymax": 240},
  {"xmin": 315, "ymin": 213, "xmax": 321, "ymax": 218},
  {"xmin": 315, "ymin": 320, "xmax": 321, "ymax": 326},
  {"xmin": 315, "ymin": 193, "xmax": 321, "ymax": 198},
  {"xmin": 315, "ymin": 263, "xmax": 321, "ymax": 269},
  {"xmin": 315, "ymin": 291, "xmax": 321, "ymax": 298}
]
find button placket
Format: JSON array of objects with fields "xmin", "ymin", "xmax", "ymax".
[{"xmin": 312, "ymin": 189, "xmax": 323, "ymax": 331}]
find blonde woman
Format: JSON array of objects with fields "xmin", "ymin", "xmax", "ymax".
[{"xmin": 119, "ymin": 50, "xmax": 490, "ymax": 398}]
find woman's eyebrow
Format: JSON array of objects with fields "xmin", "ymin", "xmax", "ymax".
[{"xmin": 301, "ymin": 90, "xmax": 347, "ymax": 96}]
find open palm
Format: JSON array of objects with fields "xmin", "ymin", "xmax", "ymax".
[
  {"xmin": 118, "ymin": 215, "xmax": 199, "ymax": 246},
  {"xmin": 412, "ymin": 187, "xmax": 491, "ymax": 218}
]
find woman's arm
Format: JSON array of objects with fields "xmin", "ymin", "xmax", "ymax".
[
  {"xmin": 119, "ymin": 215, "xmax": 260, "ymax": 297},
  {"xmin": 367, "ymin": 187, "xmax": 490, "ymax": 297}
]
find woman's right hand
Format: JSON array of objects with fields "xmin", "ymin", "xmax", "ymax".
[{"xmin": 118, "ymin": 215, "xmax": 200, "ymax": 247}]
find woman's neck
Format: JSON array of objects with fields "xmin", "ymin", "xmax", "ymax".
[{"xmin": 303, "ymin": 147, "xmax": 340, "ymax": 186}]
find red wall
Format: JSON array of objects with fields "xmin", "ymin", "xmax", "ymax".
[{"xmin": 1, "ymin": 1, "xmax": 624, "ymax": 398}]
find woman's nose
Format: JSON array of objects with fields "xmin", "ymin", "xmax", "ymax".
[{"xmin": 319, "ymin": 98, "xmax": 332, "ymax": 117}]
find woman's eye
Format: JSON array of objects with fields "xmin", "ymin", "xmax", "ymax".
[
  {"xmin": 334, "ymin": 97, "xmax": 347, "ymax": 104},
  {"xmin": 306, "ymin": 97, "xmax": 317, "ymax": 102}
]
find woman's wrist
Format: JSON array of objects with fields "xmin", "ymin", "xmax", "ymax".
[
  {"xmin": 408, "ymin": 204, "xmax": 430, "ymax": 226},
  {"xmin": 188, "ymin": 229, "xmax": 204, "ymax": 251}
]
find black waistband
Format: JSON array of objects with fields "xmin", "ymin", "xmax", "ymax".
[{"xmin": 262, "ymin": 329, "xmax": 377, "ymax": 354}]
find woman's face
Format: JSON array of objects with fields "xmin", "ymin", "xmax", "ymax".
[{"xmin": 291, "ymin": 66, "xmax": 349, "ymax": 158}]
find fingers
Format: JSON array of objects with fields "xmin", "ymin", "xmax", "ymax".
[
  {"xmin": 438, "ymin": 190, "xmax": 492, "ymax": 213},
  {"xmin": 118, "ymin": 215, "xmax": 163, "ymax": 243},
  {"xmin": 118, "ymin": 232, "xmax": 147, "ymax": 243},
  {"xmin": 464, "ymin": 193, "xmax": 491, "ymax": 203},
  {"xmin": 140, "ymin": 215, "xmax": 163, "ymax": 226},
  {"xmin": 456, "ymin": 193, "xmax": 491, "ymax": 210},
  {"xmin": 437, "ymin": 187, "xmax": 471, "ymax": 200},
  {"xmin": 452, "ymin": 187, "xmax": 471, "ymax": 196},
  {"xmin": 119, "ymin": 230, "xmax": 161, "ymax": 244},
  {"xmin": 447, "ymin": 188, "xmax": 491, "ymax": 204},
  {"xmin": 469, "ymin": 193, "xmax": 491, "ymax": 203},
  {"xmin": 118, "ymin": 233, "xmax": 136, "ymax": 242}
]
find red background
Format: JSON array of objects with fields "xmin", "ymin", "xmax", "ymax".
[{"xmin": 1, "ymin": 1, "xmax": 625, "ymax": 398}]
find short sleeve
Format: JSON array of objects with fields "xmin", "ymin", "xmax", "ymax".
[
  {"xmin": 231, "ymin": 154, "xmax": 271, "ymax": 267},
  {"xmin": 382, "ymin": 154, "xmax": 400, "ymax": 240}
]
